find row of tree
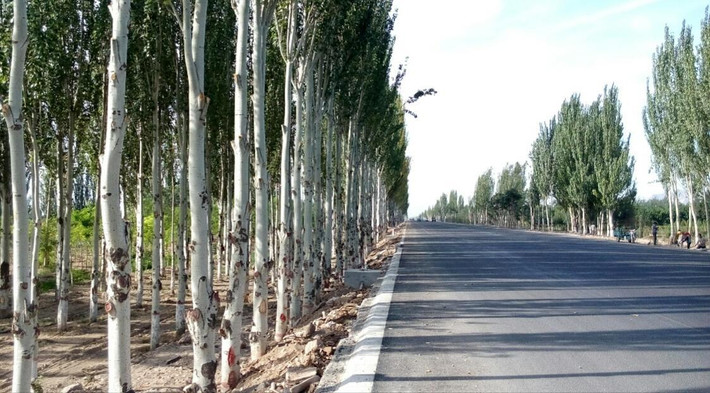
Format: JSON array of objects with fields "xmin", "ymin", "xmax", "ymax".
[
  {"xmin": 644, "ymin": 10, "xmax": 710, "ymax": 243},
  {"xmin": 0, "ymin": 0, "xmax": 416, "ymax": 392},
  {"xmin": 423, "ymin": 162, "xmax": 529, "ymax": 228},
  {"xmin": 423, "ymin": 87, "xmax": 636, "ymax": 234},
  {"xmin": 423, "ymin": 13, "xmax": 710, "ymax": 238}
]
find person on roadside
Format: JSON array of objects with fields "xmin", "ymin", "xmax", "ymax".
[
  {"xmin": 680, "ymin": 231, "xmax": 692, "ymax": 249},
  {"xmin": 652, "ymin": 222, "xmax": 658, "ymax": 245},
  {"xmin": 695, "ymin": 233, "xmax": 707, "ymax": 249},
  {"xmin": 673, "ymin": 230, "xmax": 682, "ymax": 246}
]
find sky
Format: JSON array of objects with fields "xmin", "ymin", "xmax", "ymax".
[{"xmin": 390, "ymin": 0, "xmax": 709, "ymax": 216}]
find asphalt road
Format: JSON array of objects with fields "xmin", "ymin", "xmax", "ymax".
[{"xmin": 373, "ymin": 222, "xmax": 710, "ymax": 392}]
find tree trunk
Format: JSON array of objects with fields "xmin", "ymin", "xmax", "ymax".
[
  {"xmin": 216, "ymin": 154, "xmax": 225, "ymax": 282},
  {"xmin": 0, "ymin": 150, "xmax": 10, "ymax": 319},
  {"xmin": 90, "ymin": 74, "xmax": 108, "ymax": 323},
  {"xmin": 4, "ymin": 0, "xmax": 34, "ymax": 387},
  {"xmin": 58, "ymin": 110, "xmax": 75, "ymax": 331},
  {"xmin": 181, "ymin": 0, "xmax": 219, "ymax": 389},
  {"xmin": 250, "ymin": 0, "xmax": 275, "ymax": 360},
  {"xmin": 170, "ymin": 171, "xmax": 176, "ymax": 294},
  {"xmin": 673, "ymin": 179, "xmax": 680, "ymax": 234},
  {"xmin": 27, "ymin": 118, "xmax": 42, "ymax": 380},
  {"xmin": 343, "ymin": 120, "xmax": 355, "ymax": 270},
  {"xmin": 290, "ymin": 79, "xmax": 304, "ymax": 327},
  {"xmin": 686, "ymin": 176, "xmax": 699, "ymax": 242},
  {"xmin": 101, "ymin": 1, "xmax": 132, "ymax": 390},
  {"xmin": 206, "ymin": 150, "xmax": 214, "ymax": 287},
  {"xmin": 703, "ymin": 187, "xmax": 709, "ymax": 238},
  {"xmin": 135, "ymin": 130, "xmax": 145, "ymax": 308},
  {"xmin": 301, "ymin": 63, "xmax": 315, "ymax": 316},
  {"xmin": 668, "ymin": 187, "xmax": 675, "ymax": 239},
  {"xmin": 55, "ymin": 133, "xmax": 64, "ymax": 303},
  {"xmin": 334, "ymin": 127, "xmax": 344, "ymax": 278},
  {"xmin": 274, "ymin": 0, "xmax": 296, "ymax": 342},
  {"xmin": 150, "ymin": 80, "xmax": 163, "ymax": 350},
  {"xmin": 220, "ymin": 0, "xmax": 250, "ymax": 387},
  {"xmin": 175, "ymin": 112, "xmax": 188, "ymax": 335},
  {"xmin": 313, "ymin": 77, "xmax": 324, "ymax": 301},
  {"xmin": 90, "ymin": 180, "xmax": 102, "ymax": 322},
  {"xmin": 608, "ymin": 209, "xmax": 614, "ymax": 238},
  {"xmin": 323, "ymin": 99, "xmax": 334, "ymax": 280}
]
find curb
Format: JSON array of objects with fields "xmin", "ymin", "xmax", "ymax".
[{"xmin": 316, "ymin": 227, "xmax": 406, "ymax": 393}]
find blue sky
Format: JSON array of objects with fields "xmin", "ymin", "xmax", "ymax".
[{"xmin": 391, "ymin": 0, "xmax": 708, "ymax": 215}]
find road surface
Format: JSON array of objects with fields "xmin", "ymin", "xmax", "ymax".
[{"xmin": 373, "ymin": 222, "xmax": 710, "ymax": 392}]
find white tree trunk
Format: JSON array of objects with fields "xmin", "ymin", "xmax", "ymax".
[
  {"xmin": 57, "ymin": 116, "xmax": 74, "ymax": 331},
  {"xmin": 90, "ymin": 180, "xmax": 102, "ymax": 322},
  {"xmin": 302, "ymin": 63, "xmax": 315, "ymax": 316},
  {"xmin": 323, "ymin": 99, "xmax": 334, "ymax": 280},
  {"xmin": 290, "ymin": 78, "xmax": 305, "ymax": 327},
  {"xmin": 181, "ymin": 0, "xmax": 219, "ymax": 390},
  {"xmin": 101, "ymin": 1, "xmax": 133, "ymax": 391},
  {"xmin": 150, "ymin": 95, "xmax": 163, "ymax": 350},
  {"xmin": 135, "ymin": 132, "xmax": 145, "ymax": 307},
  {"xmin": 686, "ymin": 176, "xmax": 699, "ymax": 241},
  {"xmin": 333, "ymin": 127, "xmax": 344, "ymax": 277},
  {"xmin": 312, "ymin": 81, "xmax": 324, "ymax": 300},
  {"xmin": 170, "ymin": 172, "xmax": 175, "ymax": 293},
  {"xmin": 216, "ymin": 158, "xmax": 225, "ymax": 282},
  {"xmin": 343, "ymin": 120, "xmax": 355, "ymax": 270},
  {"xmin": 4, "ymin": 0, "xmax": 34, "ymax": 389},
  {"xmin": 54, "ymin": 135, "xmax": 64, "ymax": 301},
  {"xmin": 673, "ymin": 178, "xmax": 680, "ymax": 234},
  {"xmin": 28, "ymin": 121, "xmax": 42, "ymax": 380},
  {"xmin": 274, "ymin": 0, "xmax": 296, "ymax": 342},
  {"xmin": 175, "ymin": 114, "xmax": 188, "ymax": 335},
  {"xmin": 250, "ymin": 0, "xmax": 276, "ymax": 360},
  {"xmin": 220, "ymin": 0, "xmax": 250, "ymax": 387}
]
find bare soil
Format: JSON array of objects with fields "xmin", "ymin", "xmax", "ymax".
[{"xmin": 0, "ymin": 227, "xmax": 402, "ymax": 393}]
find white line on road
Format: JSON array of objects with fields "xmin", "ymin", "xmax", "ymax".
[{"xmin": 334, "ymin": 228, "xmax": 406, "ymax": 393}]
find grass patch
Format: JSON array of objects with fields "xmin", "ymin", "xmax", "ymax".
[{"xmin": 37, "ymin": 268, "xmax": 92, "ymax": 293}]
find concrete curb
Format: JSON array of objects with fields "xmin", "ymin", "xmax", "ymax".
[{"xmin": 317, "ymin": 227, "xmax": 406, "ymax": 393}]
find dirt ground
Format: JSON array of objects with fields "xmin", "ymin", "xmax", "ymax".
[{"xmin": 0, "ymin": 227, "xmax": 402, "ymax": 393}]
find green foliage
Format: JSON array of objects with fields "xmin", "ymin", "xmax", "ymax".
[{"xmin": 644, "ymin": 11, "xmax": 710, "ymax": 235}]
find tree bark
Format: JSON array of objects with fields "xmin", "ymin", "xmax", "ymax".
[
  {"xmin": 58, "ymin": 110, "xmax": 75, "ymax": 331},
  {"xmin": 301, "ymin": 62, "xmax": 315, "ymax": 316},
  {"xmin": 274, "ymin": 0, "xmax": 296, "ymax": 342},
  {"xmin": 175, "ymin": 112, "xmax": 188, "ymax": 335},
  {"xmin": 135, "ymin": 129, "xmax": 145, "ymax": 308},
  {"xmin": 101, "ymin": 1, "xmax": 133, "ymax": 390},
  {"xmin": 0, "ymin": 147, "xmax": 10, "ymax": 319},
  {"xmin": 290, "ymin": 76, "xmax": 304, "ymax": 326},
  {"xmin": 90, "ymin": 75, "xmax": 108, "ymax": 323},
  {"xmin": 323, "ymin": 99, "xmax": 334, "ymax": 280},
  {"xmin": 150, "ymin": 79, "xmax": 163, "ymax": 350},
  {"xmin": 4, "ymin": 0, "xmax": 34, "ymax": 388},
  {"xmin": 181, "ymin": 0, "xmax": 219, "ymax": 390},
  {"xmin": 220, "ymin": 0, "xmax": 250, "ymax": 387},
  {"xmin": 250, "ymin": 0, "xmax": 276, "ymax": 360}
]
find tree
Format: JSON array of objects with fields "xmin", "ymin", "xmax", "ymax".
[
  {"xmin": 220, "ymin": 0, "xmax": 250, "ymax": 387},
  {"xmin": 530, "ymin": 119, "xmax": 556, "ymax": 231},
  {"xmin": 2, "ymin": 0, "xmax": 34, "ymax": 389},
  {"xmin": 250, "ymin": 0, "xmax": 278, "ymax": 361},
  {"xmin": 175, "ymin": 0, "xmax": 220, "ymax": 389},
  {"xmin": 552, "ymin": 94, "xmax": 595, "ymax": 233},
  {"xmin": 273, "ymin": 0, "xmax": 297, "ymax": 343},
  {"xmin": 100, "ymin": 0, "xmax": 133, "ymax": 390},
  {"xmin": 592, "ymin": 85, "xmax": 635, "ymax": 237},
  {"xmin": 473, "ymin": 169, "xmax": 494, "ymax": 224}
]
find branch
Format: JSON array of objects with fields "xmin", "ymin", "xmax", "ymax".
[{"xmin": 166, "ymin": 0, "xmax": 184, "ymax": 32}]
